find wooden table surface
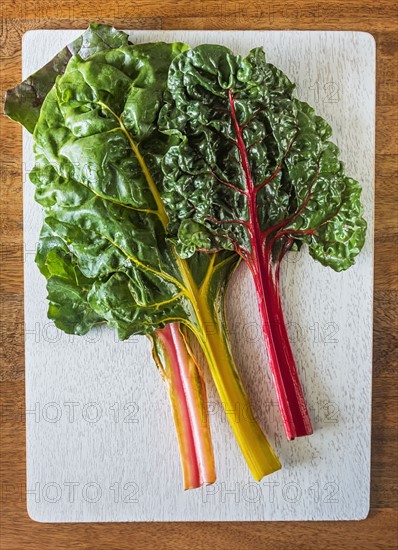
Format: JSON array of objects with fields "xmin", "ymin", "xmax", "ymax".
[{"xmin": 0, "ymin": 2, "xmax": 397, "ymax": 548}]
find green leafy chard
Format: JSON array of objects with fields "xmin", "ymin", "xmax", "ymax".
[
  {"xmin": 6, "ymin": 24, "xmax": 220, "ymax": 488},
  {"xmin": 160, "ymin": 45, "xmax": 367, "ymax": 440},
  {"xmin": 27, "ymin": 41, "xmax": 280, "ymax": 480},
  {"xmin": 6, "ymin": 24, "xmax": 222, "ymax": 488}
]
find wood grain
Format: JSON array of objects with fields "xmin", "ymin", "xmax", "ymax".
[{"xmin": 0, "ymin": 1, "xmax": 397, "ymax": 548}]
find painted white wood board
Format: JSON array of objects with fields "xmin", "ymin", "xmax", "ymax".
[{"xmin": 23, "ymin": 30, "xmax": 375, "ymax": 522}]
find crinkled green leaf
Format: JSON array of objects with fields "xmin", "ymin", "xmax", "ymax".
[{"xmin": 160, "ymin": 45, "xmax": 367, "ymax": 271}]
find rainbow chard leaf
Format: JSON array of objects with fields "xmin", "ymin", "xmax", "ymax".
[
  {"xmin": 160, "ymin": 45, "xmax": 367, "ymax": 440},
  {"xmin": 30, "ymin": 41, "xmax": 281, "ymax": 480},
  {"xmin": 7, "ymin": 28, "xmax": 220, "ymax": 489}
]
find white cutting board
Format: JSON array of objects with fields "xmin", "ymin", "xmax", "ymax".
[{"xmin": 23, "ymin": 30, "xmax": 375, "ymax": 522}]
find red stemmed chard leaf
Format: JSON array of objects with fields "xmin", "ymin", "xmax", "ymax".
[{"xmin": 159, "ymin": 45, "xmax": 367, "ymax": 440}]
